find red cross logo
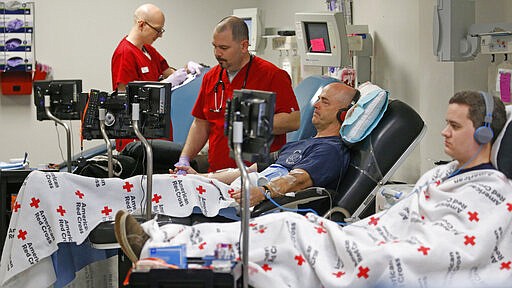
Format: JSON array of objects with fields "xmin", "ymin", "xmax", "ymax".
[
  {"xmin": 500, "ymin": 261, "xmax": 511, "ymax": 270},
  {"xmin": 417, "ymin": 246, "xmax": 430, "ymax": 255},
  {"xmin": 507, "ymin": 203, "xmax": 512, "ymax": 212},
  {"xmin": 368, "ymin": 216, "xmax": 380, "ymax": 226},
  {"xmin": 152, "ymin": 194, "xmax": 162, "ymax": 203},
  {"xmin": 332, "ymin": 271, "xmax": 345, "ymax": 278},
  {"xmin": 258, "ymin": 226, "xmax": 267, "ymax": 234},
  {"xmin": 123, "ymin": 181, "xmax": 134, "ymax": 192},
  {"xmin": 464, "ymin": 235, "xmax": 476, "ymax": 246},
  {"xmin": 30, "ymin": 197, "xmax": 40, "ymax": 208},
  {"xmin": 468, "ymin": 211, "xmax": 479, "ymax": 222},
  {"xmin": 262, "ymin": 264, "xmax": 272, "ymax": 272},
  {"xmin": 75, "ymin": 190, "xmax": 84, "ymax": 199},
  {"xmin": 198, "ymin": 242, "xmax": 207, "ymax": 250},
  {"xmin": 17, "ymin": 229, "xmax": 27, "ymax": 240},
  {"xmin": 435, "ymin": 180, "xmax": 441, "ymax": 186},
  {"xmin": 315, "ymin": 226, "xmax": 327, "ymax": 234},
  {"xmin": 12, "ymin": 201, "xmax": 21, "ymax": 213},
  {"xmin": 249, "ymin": 223, "xmax": 257, "ymax": 227},
  {"xmin": 294, "ymin": 255, "xmax": 305, "ymax": 266},
  {"xmin": 196, "ymin": 185, "xmax": 206, "ymax": 195},
  {"xmin": 424, "ymin": 192, "xmax": 430, "ymax": 200},
  {"xmin": 101, "ymin": 206, "xmax": 112, "ymax": 216},
  {"xmin": 357, "ymin": 266, "xmax": 370, "ymax": 279},
  {"xmin": 56, "ymin": 205, "xmax": 67, "ymax": 216}
]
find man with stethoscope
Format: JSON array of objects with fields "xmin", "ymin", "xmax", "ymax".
[{"xmin": 174, "ymin": 16, "xmax": 300, "ymax": 173}]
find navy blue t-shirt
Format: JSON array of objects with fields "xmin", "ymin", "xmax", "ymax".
[
  {"xmin": 274, "ymin": 136, "xmax": 350, "ymax": 190},
  {"xmin": 448, "ymin": 162, "xmax": 495, "ymax": 179}
]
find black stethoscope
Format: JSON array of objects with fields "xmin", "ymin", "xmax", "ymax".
[{"xmin": 211, "ymin": 55, "xmax": 253, "ymax": 112}]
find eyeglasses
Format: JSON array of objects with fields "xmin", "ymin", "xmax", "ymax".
[{"xmin": 143, "ymin": 21, "xmax": 165, "ymax": 35}]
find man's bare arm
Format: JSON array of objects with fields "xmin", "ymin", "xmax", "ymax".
[{"xmin": 272, "ymin": 111, "xmax": 300, "ymax": 135}]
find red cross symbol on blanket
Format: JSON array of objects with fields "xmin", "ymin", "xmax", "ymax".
[
  {"xmin": 101, "ymin": 206, "xmax": 112, "ymax": 216},
  {"xmin": 30, "ymin": 197, "xmax": 40, "ymax": 208},
  {"xmin": 152, "ymin": 194, "xmax": 162, "ymax": 203},
  {"xmin": 12, "ymin": 201, "xmax": 20, "ymax": 212},
  {"xmin": 468, "ymin": 211, "xmax": 479, "ymax": 222},
  {"xmin": 123, "ymin": 181, "xmax": 134, "ymax": 192},
  {"xmin": 315, "ymin": 226, "xmax": 327, "ymax": 234},
  {"xmin": 500, "ymin": 261, "xmax": 511, "ymax": 270},
  {"xmin": 464, "ymin": 235, "xmax": 476, "ymax": 246},
  {"xmin": 368, "ymin": 216, "xmax": 380, "ymax": 226},
  {"xmin": 17, "ymin": 229, "xmax": 27, "ymax": 240},
  {"xmin": 332, "ymin": 271, "xmax": 345, "ymax": 278},
  {"xmin": 56, "ymin": 205, "xmax": 67, "ymax": 216},
  {"xmin": 75, "ymin": 190, "xmax": 84, "ymax": 199},
  {"xmin": 261, "ymin": 264, "xmax": 272, "ymax": 272},
  {"xmin": 507, "ymin": 203, "xmax": 512, "ymax": 212},
  {"xmin": 417, "ymin": 246, "xmax": 430, "ymax": 255},
  {"xmin": 196, "ymin": 185, "xmax": 206, "ymax": 195},
  {"xmin": 357, "ymin": 266, "xmax": 370, "ymax": 279},
  {"xmin": 198, "ymin": 242, "xmax": 207, "ymax": 250},
  {"xmin": 294, "ymin": 254, "xmax": 305, "ymax": 266}
]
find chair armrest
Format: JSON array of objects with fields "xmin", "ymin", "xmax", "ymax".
[{"xmin": 251, "ymin": 187, "xmax": 333, "ymax": 217}]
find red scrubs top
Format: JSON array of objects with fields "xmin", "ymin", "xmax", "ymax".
[
  {"xmin": 111, "ymin": 37, "xmax": 173, "ymax": 151},
  {"xmin": 192, "ymin": 56, "xmax": 299, "ymax": 172}
]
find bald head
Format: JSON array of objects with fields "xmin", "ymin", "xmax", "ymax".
[
  {"xmin": 134, "ymin": 3, "xmax": 164, "ymax": 24},
  {"xmin": 312, "ymin": 82, "xmax": 358, "ymax": 137},
  {"xmin": 323, "ymin": 82, "xmax": 358, "ymax": 109}
]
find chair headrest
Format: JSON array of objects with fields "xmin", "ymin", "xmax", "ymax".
[
  {"xmin": 491, "ymin": 105, "xmax": 512, "ymax": 178},
  {"xmin": 340, "ymin": 81, "xmax": 389, "ymax": 143}
]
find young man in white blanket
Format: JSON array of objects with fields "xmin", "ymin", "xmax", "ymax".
[{"xmin": 115, "ymin": 91, "xmax": 512, "ymax": 287}]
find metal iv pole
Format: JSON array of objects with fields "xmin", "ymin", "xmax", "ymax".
[
  {"xmin": 131, "ymin": 103, "xmax": 154, "ymax": 220},
  {"xmin": 232, "ymin": 111, "xmax": 250, "ymax": 288},
  {"xmin": 98, "ymin": 108, "xmax": 114, "ymax": 178},
  {"xmin": 44, "ymin": 95, "xmax": 72, "ymax": 172}
]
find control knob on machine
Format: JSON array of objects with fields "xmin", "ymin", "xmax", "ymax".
[{"xmin": 104, "ymin": 112, "xmax": 116, "ymax": 127}]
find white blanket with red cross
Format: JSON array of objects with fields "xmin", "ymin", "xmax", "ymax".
[
  {"xmin": 142, "ymin": 162, "xmax": 512, "ymax": 287},
  {"xmin": 0, "ymin": 170, "xmax": 236, "ymax": 288}
]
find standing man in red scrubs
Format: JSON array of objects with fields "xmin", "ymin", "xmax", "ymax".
[
  {"xmin": 175, "ymin": 16, "xmax": 300, "ymax": 173},
  {"xmin": 111, "ymin": 3, "xmax": 202, "ymax": 151}
]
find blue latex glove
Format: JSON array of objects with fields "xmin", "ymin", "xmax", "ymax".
[
  {"xmin": 186, "ymin": 61, "xmax": 203, "ymax": 75},
  {"xmin": 174, "ymin": 156, "xmax": 190, "ymax": 175},
  {"xmin": 161, "ymin": 68, "xmax": 188, "ymax": 87}
]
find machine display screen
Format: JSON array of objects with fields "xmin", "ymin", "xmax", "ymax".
[
  {"xmin": 304, "ymin": 22, "xmax": 332, "ymax": 53},
  {"xmin": 33, "ymin": 80, "xmax": 83, "ymax": 121},
  {"xmin": 81, "ymin": 82, "xmax": 171, "ymax": 140}
]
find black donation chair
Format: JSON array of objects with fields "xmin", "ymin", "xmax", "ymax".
[{"xmin": 252, "ymin": 99, "xmax": 426, "ymax": 222}]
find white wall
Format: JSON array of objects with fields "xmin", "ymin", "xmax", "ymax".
[{"xmin": 0, "ymin": 0, "xmax": 510, "ymax": 183}]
